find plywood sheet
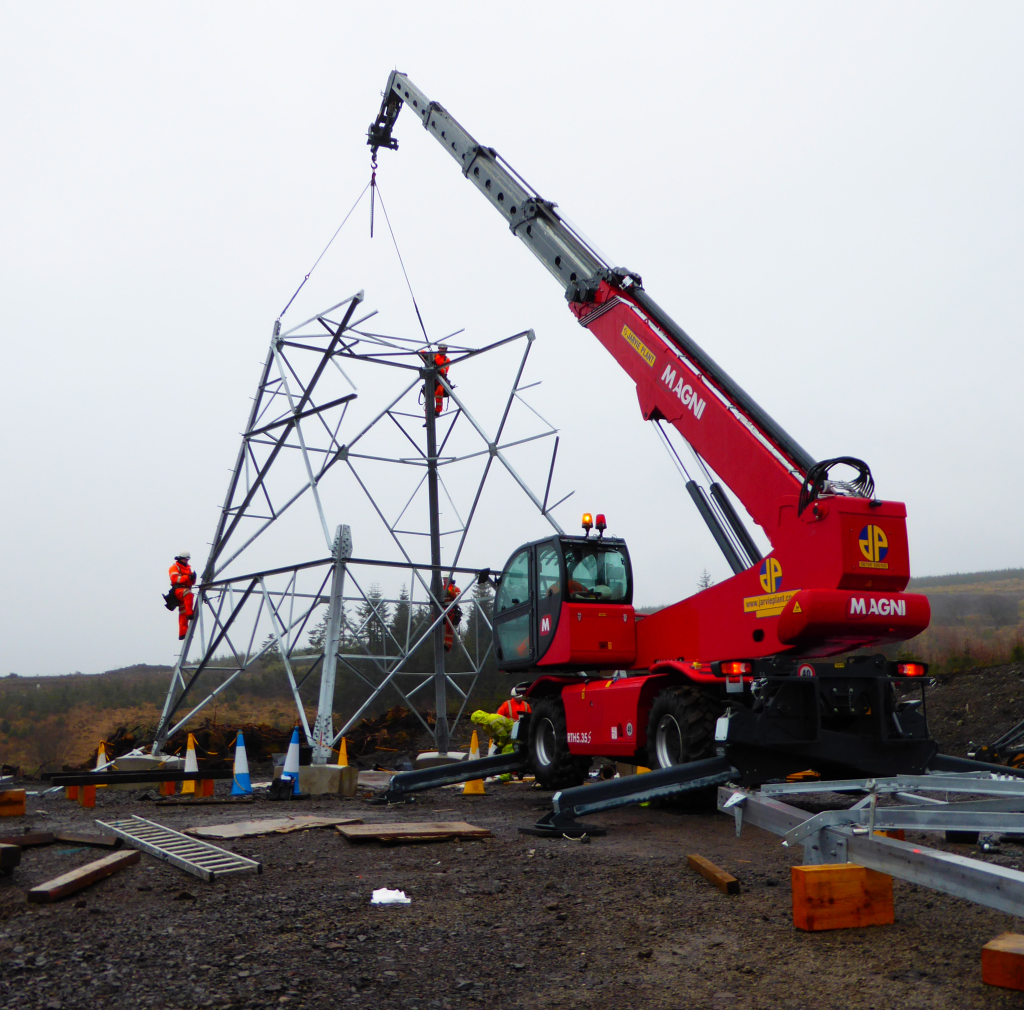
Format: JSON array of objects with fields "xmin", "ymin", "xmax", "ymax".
[
  {"xmin": 337, "ymin": 821, "xmax": 491, "ymax": 844},
  {"xmin": 186, "ymin": 815, "xmax": 363, "ymax": 840}
]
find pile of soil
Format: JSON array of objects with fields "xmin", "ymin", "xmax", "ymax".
[
  {"xmin": 924, "ymin": 661, "xmax": 1024, "ymax": 756},
  {"xmin": 346, "ymin": 706, "xmax": 437, "ymax": 759}
]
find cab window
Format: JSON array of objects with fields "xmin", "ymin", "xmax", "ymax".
[
  {"xmin": 537, "ymin": 543, "xmax": 561, "ymax": 599},
  {"xmin": 496, "ymin": 550, "xmax": 530, "ymax": 613},
  {"xmin": 563, "ymin": 543, "xmax": 630, "ymax": 602}
]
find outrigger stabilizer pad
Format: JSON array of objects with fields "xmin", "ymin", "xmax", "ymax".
[{"xmin": 521, "ymin": 756, "xmax": 738, "ymax": 839}]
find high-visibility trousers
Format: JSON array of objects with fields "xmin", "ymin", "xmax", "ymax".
[
  {"xmin": 444, "ymin": 618, "xmax": 454, "ymax": 652},
  {"xmin": 174, "ymin": 587, "xmax": 194, "ymax": 639},
  {"xmin": 434, "ymin": 383, "xmax": 446, "ymax": 415}
]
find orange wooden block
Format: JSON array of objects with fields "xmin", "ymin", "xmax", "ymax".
[
  {"xmin": 0, "ymin": 790, "xmax": 26, "ymax": 817},
  {"xmin": 791, "ymin": 863, "xmax": 894, "ymax": 931},
  {"xmin": 78, "ymin": 785, "xmax": 96, "ymax": 809},
  {"xmin": 983, "ymin": 933, "xmax": 1024, "ymax": 990},
  {"xmin": 200, "ymin": 779, "xmax": 215, "ymax": 797},
  {"xmin": 874, "ymin": 829, "xmax": 906, "ymax": 841},
  {"xmin": 159, "ymin": 780, "xmax": 176, "ymax": 796},
  {"xmin": 65, "ymin": 786, "xmax": 79, "ymax": 801}
]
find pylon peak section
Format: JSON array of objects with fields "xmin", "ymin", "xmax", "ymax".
[{"xmin": 153, "ymin": 292, "xmax": 571, "ymax": 759}]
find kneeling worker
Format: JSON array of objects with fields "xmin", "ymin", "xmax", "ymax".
[{"xmin": 168, "ymin": 550, "xmax": 197, "ymax": 640}]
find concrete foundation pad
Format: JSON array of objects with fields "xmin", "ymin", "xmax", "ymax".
[
  {"xmin": 297, "ymin": 765, "xmax": 359, "ymax": 796},
  {"xmin": 416, "ymin": 751, "xmax": 469, "ymax": 769}
]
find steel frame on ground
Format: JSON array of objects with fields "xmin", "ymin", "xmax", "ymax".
[
  {"xmin": 152, "ymin": 291, "xmax": 567, "ymax": 758},
  {"xmin": 720, "ymin": 772, "xmax": 1024, "ymax": 917}
]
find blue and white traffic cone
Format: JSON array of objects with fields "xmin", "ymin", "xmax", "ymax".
[
  {"xmin": 281, "ymin": 726, "xmax": 302, "ymax": 795},
  {"xmin": 231, "ymin": 731, "xmax": 252, "ymax": 796}
]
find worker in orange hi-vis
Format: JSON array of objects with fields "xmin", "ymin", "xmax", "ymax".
[
  {"xmin": 443, "ymin": 578, "xmax": 462, "ymax": 652},
  {"xmin": 169, "ymin": 550, "xmax": 197, "ymax": 640},
  {"xmin": 433, "ymin": 344, "xmax": 450, "ymax": 415},
  {"xmin": 497, "ymin": 683, "xmax": 532, "ymax": 721}
]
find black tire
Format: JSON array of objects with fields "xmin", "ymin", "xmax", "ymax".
[
  {"xmin": 646, "ymin": 687, "xmax": 722, "ymax": 768},
  {"xmin": 645, "ymin": 687, "xmax": 723, "ymax": 807},
  {"xmin": 528, "ymin": 695, "xmax": 591, "ymax": 790}
]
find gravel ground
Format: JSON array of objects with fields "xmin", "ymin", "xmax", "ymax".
[{"xmin": 5, "ymin": 666, "xmax": 1024, "ymax": 1010}]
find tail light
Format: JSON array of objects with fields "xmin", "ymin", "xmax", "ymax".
[
  {"xmin": 720, "ymin": 661, "xmax": 753, "ymax": 676},
  {"xmin": 897, "ymin": 662, "xmax": 926, "ymax": 677}
]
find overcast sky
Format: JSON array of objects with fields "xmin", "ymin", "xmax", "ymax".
[{"xmin": 2, "ymin": 3, "xmax": 1022, "ymax": 678}]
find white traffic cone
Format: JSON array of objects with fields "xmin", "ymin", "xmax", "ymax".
[
  {"xmin": 94, "ymin": 742, "xmax": 108, "ymax": 771},
  {"xmin": 231, "ymin": 731, "xmax": 252, "ymax": 795},
  {"xmin": 180, "ymin": 733, "xmax": 199, "ymax": 795},
  {"xmin": 281, "ymin": 726, "xmax": 301, "ymax": 795}
]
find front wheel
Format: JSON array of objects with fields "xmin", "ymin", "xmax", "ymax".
[{"xmin": 528, "ymin": 695, "xmax": 591, "ymax": 790}]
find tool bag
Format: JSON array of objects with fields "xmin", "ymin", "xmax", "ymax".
[{"xmin": 162, "ymin": 588, "xmax": 178, "ymax": 611}]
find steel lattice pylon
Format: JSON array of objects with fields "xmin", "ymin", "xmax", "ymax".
[{"xmin": 152, "ymin": 291, "xmax": 570, "ymax": 760}]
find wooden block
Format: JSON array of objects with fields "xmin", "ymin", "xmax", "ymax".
[
  {"xmin": 791, "ymin": 863, "xmax": 894, "ymax": 931},
  {"xmin": 27, "ymin": 850, "xmax": 140, "ymax": 903},
  {"xmin": 53, "ymin": 831, "xmax": 121, "ymax": 849},
  {"xmin": 0, "ymin": 832, "xmax": 53, "ymax": 848},
  {"xmin": 688, "ymin": 853, "xmax": 740, "ymax": 895},
  {"xmin": 159, "ymin": 780, "xmax": 176, "ymax": 796},
  {"xmin": 0, "ymin": 843, "xmax": 21, "ymax": 871},
  {"xmin": 201, "ymin": 779, "xmax": 215, "ymax": 797},
  {"xmin": 65, "ymin": 786, "xmax": 79, "ymax": 801},
  {"xmin": 337, "ymin": 821, "xmax": 492, "ymax": 844},
  {"xmin": 78, "ymin": 785, "xmax": 96, "ymax": 808},
  {"xmin": 983, "ymin": 932, "xmax": 1024, "ymax": 990},
  {"xmin": 874, "ymin": 829, "xmax": 906, "ymax": 841},
  {"xmin": 0, "ymin": 790, "xmax": 26, "ymax": 817}
]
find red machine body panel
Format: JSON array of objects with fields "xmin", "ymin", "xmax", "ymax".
[
  {"xmin": 561, "ymin": 674, "xmax": 662, "ymax": 757},
  {"xmin": 537, "ymin": 602, "xmax": 637, "ymax": 668}
]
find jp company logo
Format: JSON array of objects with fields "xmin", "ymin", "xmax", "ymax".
[
  {"xmin": 858, "ymin": 525, "xmax": 889, "ymax": 569},
  {"xmin": 759, "ymin": 557, "xmax": 782, "ymax": 594}
]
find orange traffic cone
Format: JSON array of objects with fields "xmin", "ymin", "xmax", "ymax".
[
  {"xmin": 180, "ymin": 733, "xmax": 199, "ymax": 795},
  {"xmin": 463, "ymin": 731, "xmax": 485, "ymax": 795}
]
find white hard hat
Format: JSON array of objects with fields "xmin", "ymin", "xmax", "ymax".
[{"xmin": 177, "ymin": 550, "xmax": 191, "ymax": 560}]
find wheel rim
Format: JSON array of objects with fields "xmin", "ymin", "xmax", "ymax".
[
  {"xmin": 534, "ymin": 717, "xmax": 556, "ymax": 768},
  {"xmin": 655, "ymin": 713, "xmax": 684, "ymax": 767}
]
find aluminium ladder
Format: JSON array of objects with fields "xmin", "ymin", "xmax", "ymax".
[{"xmin": 97, "ymin": 815, "xmax": 262, "ymax": 881}]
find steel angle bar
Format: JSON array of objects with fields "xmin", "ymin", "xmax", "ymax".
[
  {"xmin": 280, "ymin": 293, "xmax": 364, "ymax": 338},
  {"xmin": 846, "ymin": 831, "xmax": 1024, "ymax": 919},
  {"xmin": 783, "ymin": 808, "xmax": 1024, "ymax": 847}
]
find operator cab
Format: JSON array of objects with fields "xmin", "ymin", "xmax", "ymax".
[{"xmin": 493, "ymin": 515, "xmax": 637, "ymax": 672}]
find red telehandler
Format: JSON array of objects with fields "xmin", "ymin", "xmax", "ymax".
[{"xmin": 366, "ymin": 73, "xmax": 974, "ymax": 828}]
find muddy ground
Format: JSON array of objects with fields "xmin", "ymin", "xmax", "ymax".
[{"xmin": 3, "ymin": 664, "xmax": 1024, "ymax": 1010}]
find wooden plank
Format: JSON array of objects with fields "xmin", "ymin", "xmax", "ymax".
[
  {"xmin": 26, "ymin": 850, "xmax": 140, "ymax": 903},
  {"xmin": 0, "ymin": 789, "xmax": 26, "ymax": 817},
  {"xmin": 791, "ymin": 863, "xmax": 894, "ymax": 931},
  {"xmin": 983, "ymin": 932, "xmax": 1024, "ymax": 990},
  {"xmin": 687, "ymin": 853, "xmax": 740, "ymax": 895},
  {"xmin": 337, "ymin": 821, "xmax": 492, "ymax": 844},
  {"xmin": 0, "ymin": 832, "xmax": 54, "ymax": 848},
  {"xmin": 154, "ymin": 796, "xmax": 255, "ymax": 807},
  {"xmin": 187, "ymin": 815, "xmax": 362, "ymax": 840},
  {"xmin": 0, "ymin": 843, "xmax": 21, "ymax": 872},
  {"xmin": 53, "ymin": 831, "xmax": 121, "ymax": 849}
]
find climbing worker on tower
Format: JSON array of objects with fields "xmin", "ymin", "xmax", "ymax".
[
  {"xmin": 433, "ymin": 344, "xmax": 450, "ymax": 416},
  {"xmin": 443, "ymin": 577, "xmax": 461, "ymax": 653},
  {"xmin": 168, "ymin": 550, "xmax": 197, "ymax": 641}
]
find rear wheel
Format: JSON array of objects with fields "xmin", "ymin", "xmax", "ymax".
[
  {"xmin": 528, "ymin": 695, "xmax": 591, "ymax": 790},
  {"xmin": 645, "ymin": 687, "xmax": 723, "ymax": 806},
  {"xmin": 646, "ymin": 687, "xmax": 722, "ymax": 767}
]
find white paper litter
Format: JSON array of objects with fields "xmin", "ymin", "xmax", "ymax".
[{"xmin": 371, "ymin": 888, "xmax": 411, "ymax": 905}]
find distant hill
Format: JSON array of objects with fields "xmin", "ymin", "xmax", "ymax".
[{"xmin": 909, "ymin": 568, "xmax": 1024, "ymax": 593}]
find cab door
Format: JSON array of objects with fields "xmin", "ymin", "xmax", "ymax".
[
  {"xmin": 494, "ymin": 548, "xmax": 533, "ymax": 667},
  {"xmin": 534, "ymin": 540, "xmax": 563, "ymax": 661}
]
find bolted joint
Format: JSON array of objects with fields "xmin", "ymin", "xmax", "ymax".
[
  {"xmin": 337, "ymin": 446, "xmax": 349, "ymax": 461},
  {"xmin": 488, "ymin": 443, "xmax": 498, "ymax": 457}
]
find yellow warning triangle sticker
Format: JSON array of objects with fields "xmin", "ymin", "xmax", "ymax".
[{"xmin": 793, "ymin": 601, "xmax": 802, "ymax": 613}]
